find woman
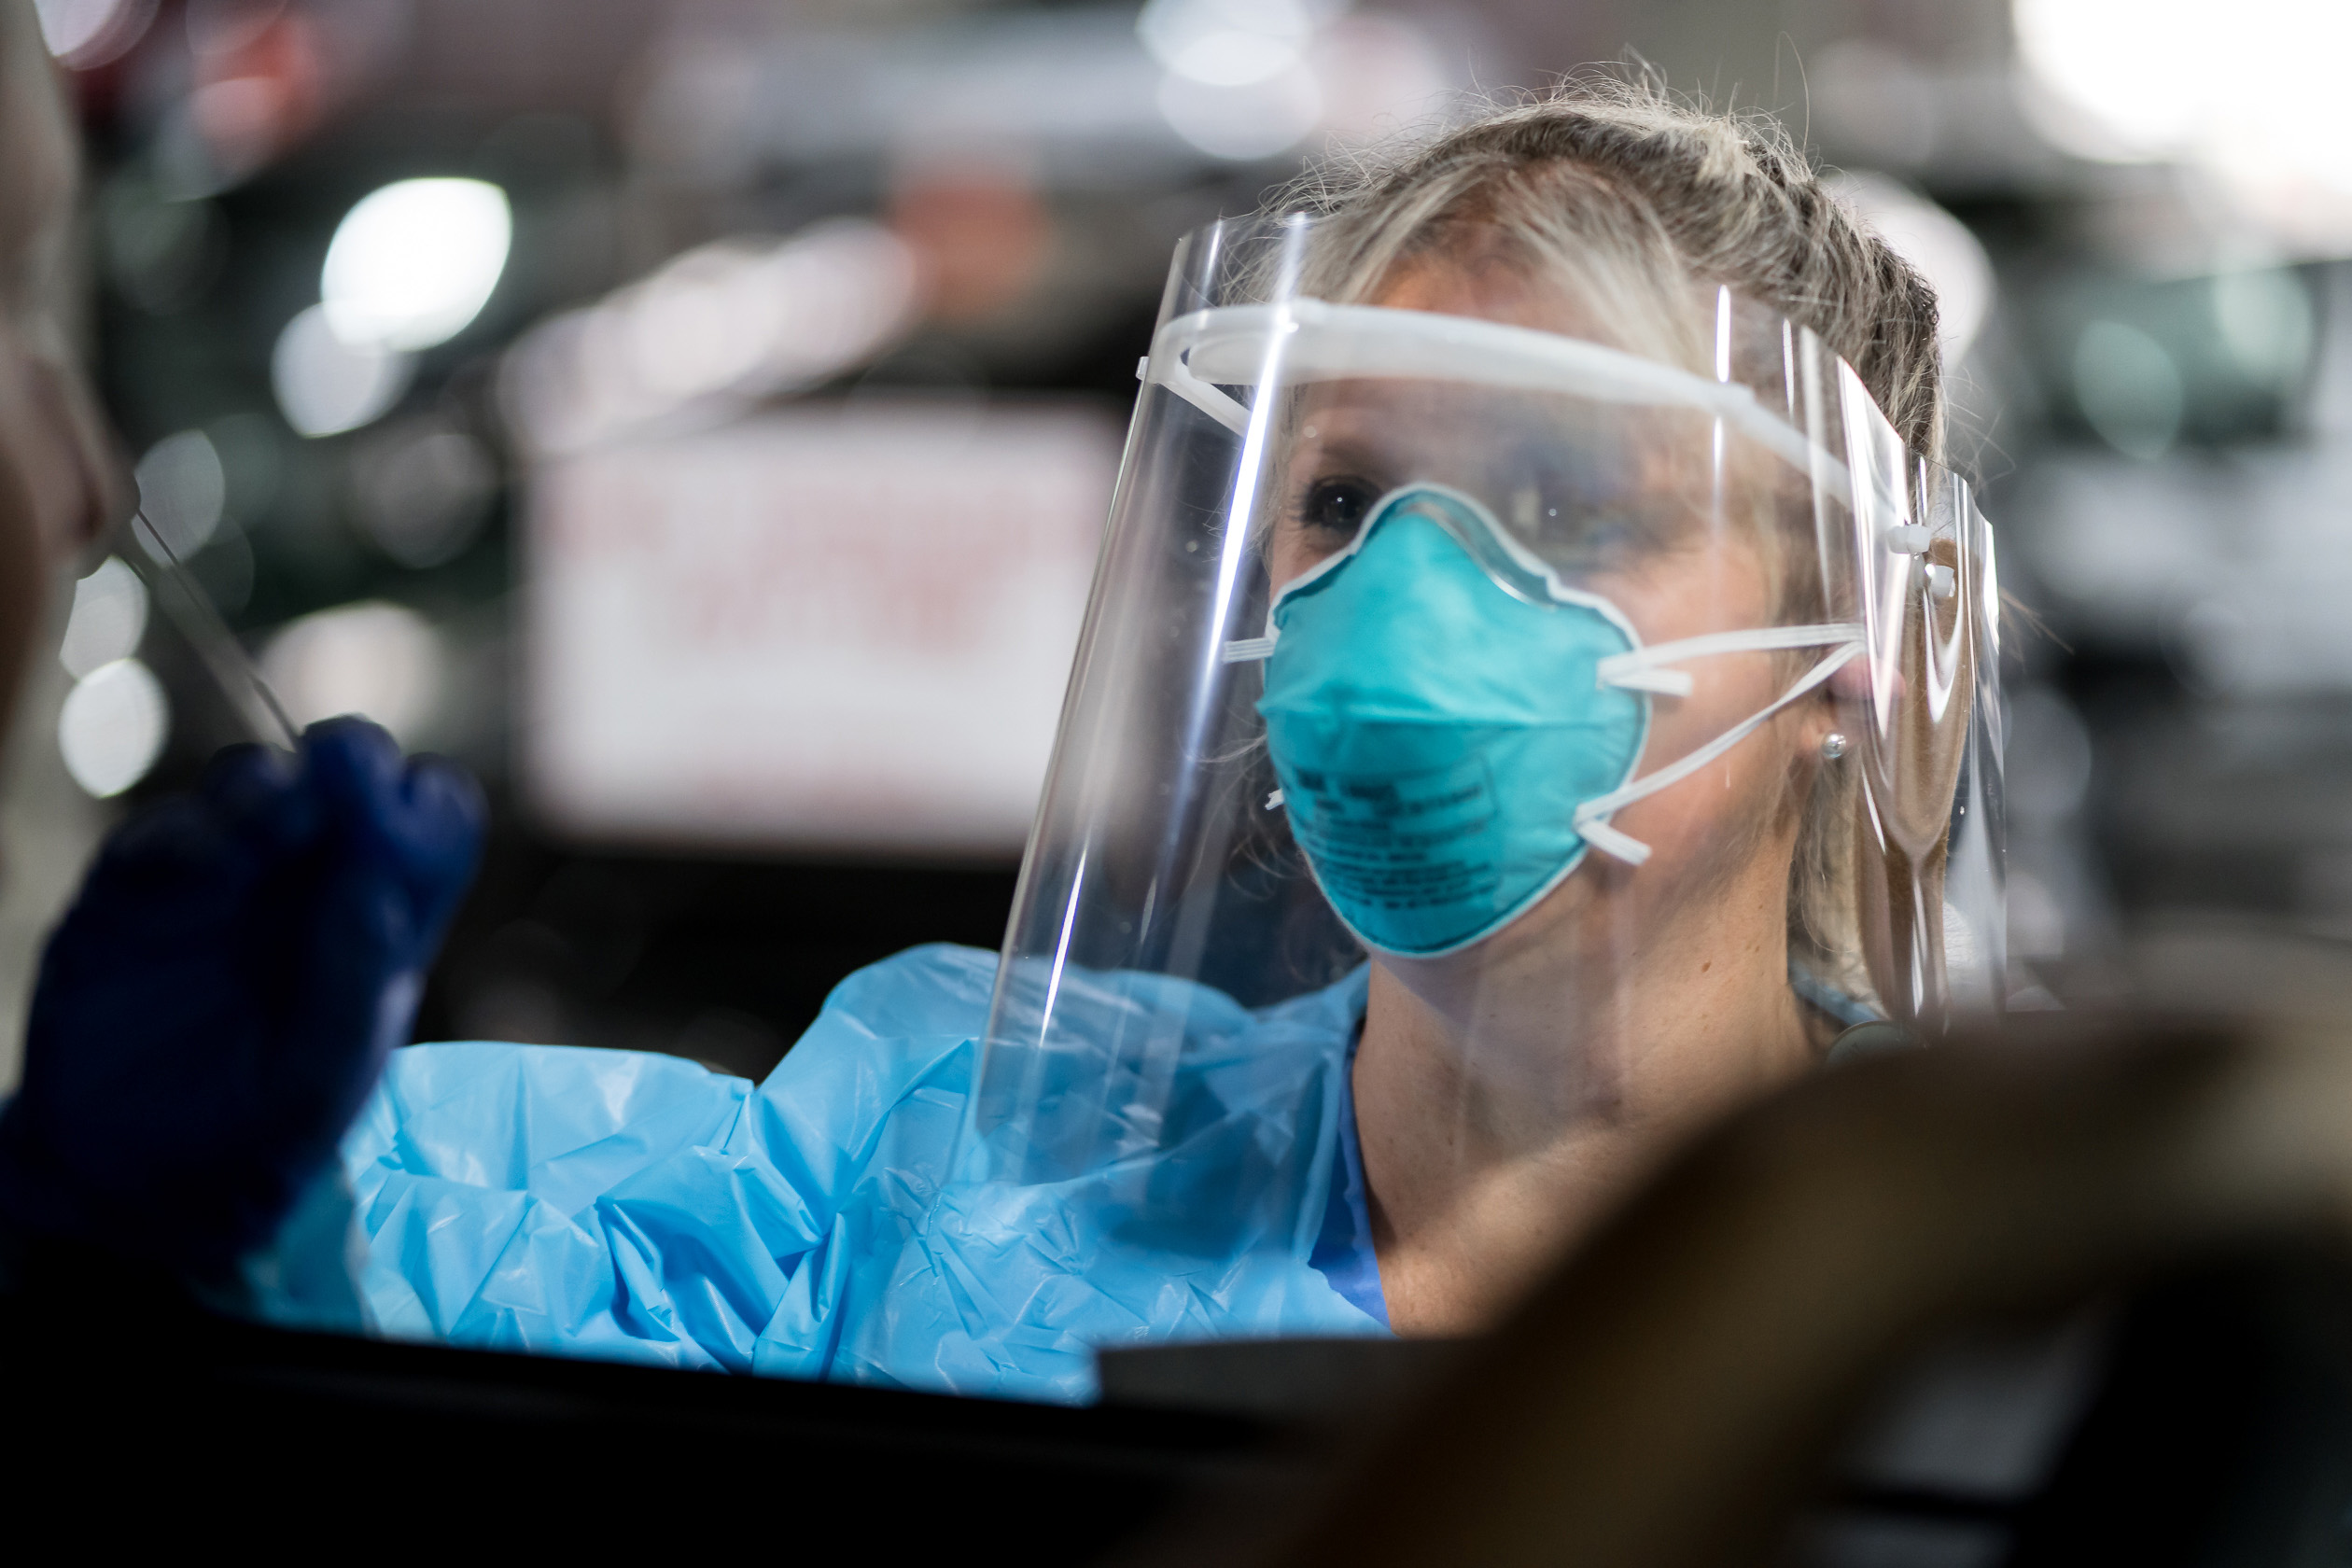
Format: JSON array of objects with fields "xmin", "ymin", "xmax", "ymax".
[
  {"xmin": 247, "ymin": 80, "xmax": 1995, "ymax": 1404},
  {"xmin": 0, "ymin": 69, "xmax": 1974, "ymax": 1393}
]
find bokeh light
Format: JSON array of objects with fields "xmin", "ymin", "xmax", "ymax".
[
  {"xmin": 2017, "ymin": 0, "xmax": 2352, "ymax": 240},
  {"xmin": 1139, "ymin": 0, "xmax": 1322, "ymax": 86},
  {"xmin": 33, "ymin": 0, "xmax": 156, "ymax": 69},
  {"xmin": 1155, "ymin": 66, "xmax": 1323, "ymax": 162},
  {"xmin": 272, "ymin": 302, "xmax": 414, "ymax": 438},
  {"xmin": 2074, "ymin": 320, "xmax": 2184, "ymax": 459},
  {"xmin": 2211, "ymin": 269, "xmax": 2314, "ymax": 390},
  {"xmin": 58, "ymin": 658, "xmax": 169, "ymax": 799},
  {"xmin": 321, "ymin": 178, "xmax": 513, "ymax": 353},
  {"xmin": 132, "ymin": 429, "xmax": 226, "ymax": 557},
  {"xmin": 351, "ymin": 418, "xmax": 499, "ymax": 568},
  {"xmin": 1142, "ymin": 0, "xmax": 1342, "ymax": 161},
  {"xmin": 260, "ymin": 601, "xmax": 447, "ymax": 746},
  {"xmin": 57, "ymin": 557, "xmax": 148, "ymax": 679},
  {"xmin": 502, "ymin": 219, "xmax": 919, "ymax": 455},
  {"xmin": 1829, "ymin": 175, "xmax": 1996, "ymax": 366}
]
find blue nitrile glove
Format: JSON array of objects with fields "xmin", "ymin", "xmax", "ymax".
[{"xmin": 0, "ymin": 718, "xmax": 483, "ymax": 1279}]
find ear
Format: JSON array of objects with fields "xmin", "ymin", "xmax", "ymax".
[{"xmin": 1789, "ymin": 682, "xmax": 1844, "ymax": 759}]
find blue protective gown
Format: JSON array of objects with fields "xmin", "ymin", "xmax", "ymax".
[{"xmin": 259, "ymin": 945, "xmax": 1388, "ymax": 1404}]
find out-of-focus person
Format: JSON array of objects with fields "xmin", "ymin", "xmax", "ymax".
[{"xmin": 0, "ymin": 0, "xmax": 484, "ymax": 1300}]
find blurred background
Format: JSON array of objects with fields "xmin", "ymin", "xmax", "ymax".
[{"xmin": 7, "ymin": 0, "xmax": 2350, "ymax": 1083}]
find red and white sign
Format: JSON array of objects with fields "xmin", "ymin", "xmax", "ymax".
[{"xmin": 525, "ymin": 400, "xmax": 1117, "ymax": 854}]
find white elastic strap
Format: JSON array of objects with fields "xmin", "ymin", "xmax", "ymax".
[
  {"xmin": 1597, "ymin": 622, "xmax": 1863, "ymax": 697},
  {"xmin": 1223, "ymin": 635, "xmax": 1279, "ymax": 663},
  {"xmin": 1266, "ymin": 789, "xmax": 1285, "ymax": 810},
  {"xmin": 1574, "ymin": 640, "xmax": 1863, "ymax": 866}
]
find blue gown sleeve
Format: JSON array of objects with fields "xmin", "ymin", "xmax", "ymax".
[{"xmin": 245, "ymin": 944, "xmax": 997, "ymax": 1375}]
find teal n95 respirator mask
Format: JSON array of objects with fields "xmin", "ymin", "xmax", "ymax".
[{"xmin": 1234, "ymin": 484, "xmax": 1864, "ymax": 957}]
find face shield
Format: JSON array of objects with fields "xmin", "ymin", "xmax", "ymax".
[{"xmin": 939, "ymin": 214, "xmax": 2002, "ymax": 1342}]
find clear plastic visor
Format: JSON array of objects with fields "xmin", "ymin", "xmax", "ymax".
[{"xmin": 946, "ymin": 216, "xmax": 2004, "ymax": 1347}]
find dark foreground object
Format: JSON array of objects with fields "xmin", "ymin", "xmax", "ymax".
[
  {"xmin": 1802, "ymin": 1252, "xmax": 2352, "ymax": 1568},
  {"xmin": 21, "ymin": 1017, "xmax": 2352, "ymax": 1563},
  {"xmin": 1247, "ymin": 1015, "xmax": 2352, "ymax": 1568},
  {"xmin": 0, "ymin": 1285, "xmax": 1284, "ymax": 1555},
  {"xmin": 11, "ymin": 1253, "xmax": 2352, "ymax": 1564},
  {"xmin": 2008, "ymin": 1253, "xmax": 2352, "ymax": 1567}
]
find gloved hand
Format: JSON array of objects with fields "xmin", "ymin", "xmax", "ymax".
[{"xmin": 0, "ymin": 718, "xmax": 484, "ymax": 1278}]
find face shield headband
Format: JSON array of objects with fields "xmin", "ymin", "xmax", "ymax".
[{"xmin": 1147, "ymin": 297, "xmax": 1839, "ymax": 481}]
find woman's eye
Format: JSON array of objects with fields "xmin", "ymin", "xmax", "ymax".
[{"xmin": 1299, "ymin": 476, "xmax": 1380, "ymax": 538}]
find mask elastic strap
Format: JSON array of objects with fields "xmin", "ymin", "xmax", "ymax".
[
  {"xmin": 1597, "ymin": 622, "xmax": 1863, "ymax": 695},
  {"xmin": 1575, "ymin": 639, "xmax": 1864, "ymax": 867}
]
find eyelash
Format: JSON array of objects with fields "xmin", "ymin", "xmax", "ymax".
[{"xmin": 1289, "ymin": 474, "xmax": 1383, "ymax": 538}]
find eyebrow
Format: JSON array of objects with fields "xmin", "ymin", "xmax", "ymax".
[{"xmin": 1292, "ymin": 429, "xmax": 1393, "ymax": 478}]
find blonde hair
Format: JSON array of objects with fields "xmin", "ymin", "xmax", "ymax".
[
  {"xmin": 1277, "ymin": 77, "xmax": 1953, "ymax": 1019},
  {"xmin": 1281, "ymin": 77, "xmax": 1945, "ymax": 455}
]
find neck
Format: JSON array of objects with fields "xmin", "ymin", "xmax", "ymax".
[{"xmin": 1351, "ymin": 849, "xmax": 1813, "ymax": 1335}]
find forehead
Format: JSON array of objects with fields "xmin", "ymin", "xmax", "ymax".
[
  {"xmin": 1285, "ymin": 375, "xmax": 1635, "ymax": 462},
  {"xmin": 1378, "ymin": 254, "xmax": 1602, "ymax": 337}
]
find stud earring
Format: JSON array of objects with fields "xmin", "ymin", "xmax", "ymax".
[{"xmin": 1820, "ymin": 732, "xmax": 1849, "ymax": 761}]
